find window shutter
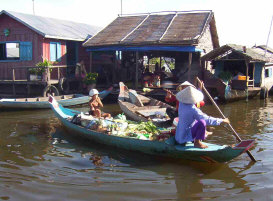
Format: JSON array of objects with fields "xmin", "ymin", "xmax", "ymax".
[
  {"xmin": 50, "ymin": 43, "xmax": 57, "ymax": 62},
  {"xmin": 20, "ymin": 42, "xmax": 32, "ymax": 61},
  {"xmin": 57, "ymin": 42, "xmax": 61, "ymax": 61}
]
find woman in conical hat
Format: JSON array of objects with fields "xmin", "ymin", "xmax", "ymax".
[
  {"xmin": 175, "ymin": 86, "xmax": 229, "ymax": 148},
  {"xmin": 165, "ymin": 80, "xmax": 205, "ymax": 122}
]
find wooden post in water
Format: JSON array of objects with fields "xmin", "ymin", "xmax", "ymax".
[
  {"xmin": 89, "ymin": 52, "xmax": 93, "ymax": 73},
  {"xmin": 135, "ymin": 51, "xmax": 139, "ymax": 89},
  {"xmin": 57, "ymin": 66, "xmax": 60, "ymax": 80},
  {"xmin": 113, "ymin": 51, "xmax": 117, "ymax": 84},
  {"xmin": 188, "ymin": 52, "xmax": 192, "ymax": 81},
  {"xmin": 253, "ymin": 63, "xmax": 255, "ymax": 83},
  {"xmin": 245, "ymin": 59, "xmax": 249, "ymax": 102},
  {"xmin": 12, "ymin": 68, "xmax": 16, "ymax": 96}
]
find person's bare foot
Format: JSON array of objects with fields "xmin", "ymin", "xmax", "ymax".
[
  {"xmin": 194, "ymin": 140, "xmax": 208, "ymax": 149},
  {"xmin": 205, "ymin": 130, "xmax": 213, "ymax": 138}
]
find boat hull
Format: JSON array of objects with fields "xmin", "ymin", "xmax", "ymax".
[
  {"xmin": 118, "ymin": 82, "xmax": 174, "ymax": 125},
  {"xmin": 0, "ymin": 89, "xmax": 111, "ymax": 109},
  {"xmin": 50, "ymin": 98, "xmax": 254, "ymax": 163}
]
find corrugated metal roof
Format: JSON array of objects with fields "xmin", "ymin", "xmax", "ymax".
[
  {"xmin": 0, "ymin": 10, "xmax": 100, "ymax": 41},
  {"xmin": 83, "ymin": 11, "xmax": 214, "ymax": 47},
  {"xmin": 252, "ymin": 45, "xmax": 273, "ymax": 63},
  {"xmin": 201, "ymin": 44, "xmax": 270, "ymax": 62},
  {"xmin": 255, "ymin": 45, "xmax": 273, "ymax": 54}
]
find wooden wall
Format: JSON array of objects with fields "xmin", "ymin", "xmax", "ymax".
[
  {"xmin": 42, "ymin": 38, "xmax": 66, "ymax": 65},
  {"xmin": 0, "ymin": 14, "xmax": 43, "ymax": 80},
  {"xmin": 0, "ymin": 13, "xmax": 91, "ymax": 81}
]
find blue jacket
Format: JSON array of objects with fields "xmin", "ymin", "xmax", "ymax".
[{"xmin": 175, "ymin": 103, "xmax": 223, "ymax": 144}]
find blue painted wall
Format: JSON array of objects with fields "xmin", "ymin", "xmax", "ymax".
[
  {"xmin": 254, "ymin": 62, "xmax": 264, "ymax": 84},
  {"xmin": 214, "ymin": 61, "xmax": 224, "ymax": 77}
]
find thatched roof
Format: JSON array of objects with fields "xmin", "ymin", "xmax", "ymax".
[
  {"xmin": 201, "ymin": 44, "xmax": 270, "ymax": 62},
  {"xmin": 0, "ymin": 10, "xmax": 100, "ymax": 41},
  {"xmin": 83, "ymin": 11, "xmax": 218, "ymax": 47}
]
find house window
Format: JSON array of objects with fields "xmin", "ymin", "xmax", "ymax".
[
  {"xmin": 0, "ymin": 42, "xmax": 19, "ymax": 60},
  {"xmin": 6, "ymin": 43, "xmax": 20, "ymax": 59},
  {"xmin": 265, "ymin": 68, "xmax": 272, "ymax": 78},
  {"xmin": 0, "ymin": 42, "xmax": 32, "ymax": 61},
  {"xmin": 50, "ymin": 42, "xmax": 61, "ymax": 62}
]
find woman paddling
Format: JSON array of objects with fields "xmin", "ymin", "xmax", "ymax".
[
  {"xmin": 175, "ymin": 86, "xmax": 230, "ymax": 148},
  {"xmin": 165, "ymin": 80, "xmax": 205, "ymax": 122}
]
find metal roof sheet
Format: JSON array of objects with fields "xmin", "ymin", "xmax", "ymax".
[
  {"xmin": 201, "ymin": 44, "xmax": 270, "ymax": 62},
  {"xmin": 83, "ymin": 11, "xmax": 214, "ymax": 47},
  {"xmin": 0, "ymin": 10, "xmax": 100, "ymax": 41}
]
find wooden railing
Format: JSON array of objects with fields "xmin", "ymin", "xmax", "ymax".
[{"xmin": 11, "ymin": 65, "xmax": 68, "ymax": 82}]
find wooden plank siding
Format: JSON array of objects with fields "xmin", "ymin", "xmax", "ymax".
[
  {"xmin": 42, "ymin": 38, "xmax": 67, "ymax": 65},
  {"xmin": 0, "ymin": 13, "xmax": 43, "ymax": 80},
  {"xmin": 0, "ymin": 13, "xmax": 93, "ymax": 81}
]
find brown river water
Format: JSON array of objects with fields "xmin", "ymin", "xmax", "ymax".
[{"xmin": 1, "ymin": 97, "xmax": 273, "ymax": 200}]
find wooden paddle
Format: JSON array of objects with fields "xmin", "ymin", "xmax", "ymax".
[{"xmin": 196, "ymin": 77, "xmax": 257, "ymax": 162}]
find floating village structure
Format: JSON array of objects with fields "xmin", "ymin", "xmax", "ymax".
[
  {"xmin": 83, "ymin": 10, "xmax": 220, "ymax": 89},
  {"xmin": 0, "ymin": 10, "xmax": 99, "ymax": 96},
  {"xmin": 201, "ymin": 44, "xmax": 273, "ymax": 101}
]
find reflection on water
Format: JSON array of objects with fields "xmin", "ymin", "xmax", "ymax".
[{"xmin": 1, "ymin": 97, "xmax": 273, "ymax": 200}]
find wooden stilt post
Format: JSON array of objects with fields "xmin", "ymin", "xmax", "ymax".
[
  {"xmin": 187, "ymin": 52, "xmax": 192, "ymax": 81},
  {"xmin": 89, "ymin": 52, "xmax": 93, "ymax": 73},
  {"xmin": 113, "ymin": 51, "xmax": 117, "ymax": 83},
  {"xmin": 135, "ymin": 51, "xmax": 139, "ymax": 89},
  {"xmin": 245, "ymin": 60, "xmax": 249, "ymax": 102},
  {"xmin": 12, "ymin": 68, "xmax": 16, "ymax": 96},
  {"xmin": 253, "ymin": 63, "xmax": 255, "ymax": 87}
]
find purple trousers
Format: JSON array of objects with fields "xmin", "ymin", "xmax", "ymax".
[{"xmin": 191, "ymin": 119, "xmax": 206, "ymax": 141}]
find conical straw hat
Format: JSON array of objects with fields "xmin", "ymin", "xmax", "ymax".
[
  {"xmin": 176, "ymin": 86, "xmax": 204, "ymax": 104},
  {"xmin": 176, "ymin": 81, "xmax": 195, "ymax": 91}
]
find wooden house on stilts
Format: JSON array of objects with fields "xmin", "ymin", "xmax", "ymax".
[
  {"xmin": 83, "ymin": 10, "xmax": 220, "ymax": 91},
  {"xmin": 201, "ymin": 44, "xmax": 273, "ymax": 101},
  {"xmin": 0, "ymin": 10, "xmax": 99, "ymax": 96}
]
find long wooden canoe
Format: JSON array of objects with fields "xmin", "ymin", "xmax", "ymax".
[
  {"xmin": 49, "ymin": 96, "xmax": 255, "ymax": 163},
  {"xmin": 0, "ymin": 88, "xmax": 112, "ymax": 109},
  {"xmin": 118, "ymin": 82, "xmax": 175, "ymax": 125}
]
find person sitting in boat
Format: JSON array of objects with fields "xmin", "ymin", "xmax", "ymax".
[
  {"xmin": 142, "ymin": 67, "xmax": 154, "ymax": 87},
  {"xmin": 89, "ymin": 89, "xmax": 111, "ymax": 119},
  {"xmin": 175, "ymin": 86, "xmax": 230, "ymax": 148},
  {"xmin": 165, "ymin": 80, "xmax": 205, "ymax": 121}
]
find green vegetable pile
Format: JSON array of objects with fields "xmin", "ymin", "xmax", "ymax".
[{"xmin": 126, "ymin": 121, "xmax": 159, "ymax": 135}]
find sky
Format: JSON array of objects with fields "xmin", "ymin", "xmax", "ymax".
[{"xmin": 1, "ymin": 0, "xmax": 273, "ymax": 48}]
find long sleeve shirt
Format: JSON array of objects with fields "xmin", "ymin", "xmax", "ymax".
[
  {"xmin": 165, "ymin": 94, "xmax": 179, "ymax": 110},
  {"xmin": 175, "ymin": 102, "xmax": 223, "ymax": 144}
]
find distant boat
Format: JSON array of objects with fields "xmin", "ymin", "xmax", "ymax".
[
  {"xmin": 49, "ymin": 95, "xmax": 255, "ymax": 163},
  {"xmin": 0, "ymin": 87, "xmax": 112, "ymax": 109},
  {"xmin": 118, "ymin": 82, "xmax": 174, "ymax": 125}
]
